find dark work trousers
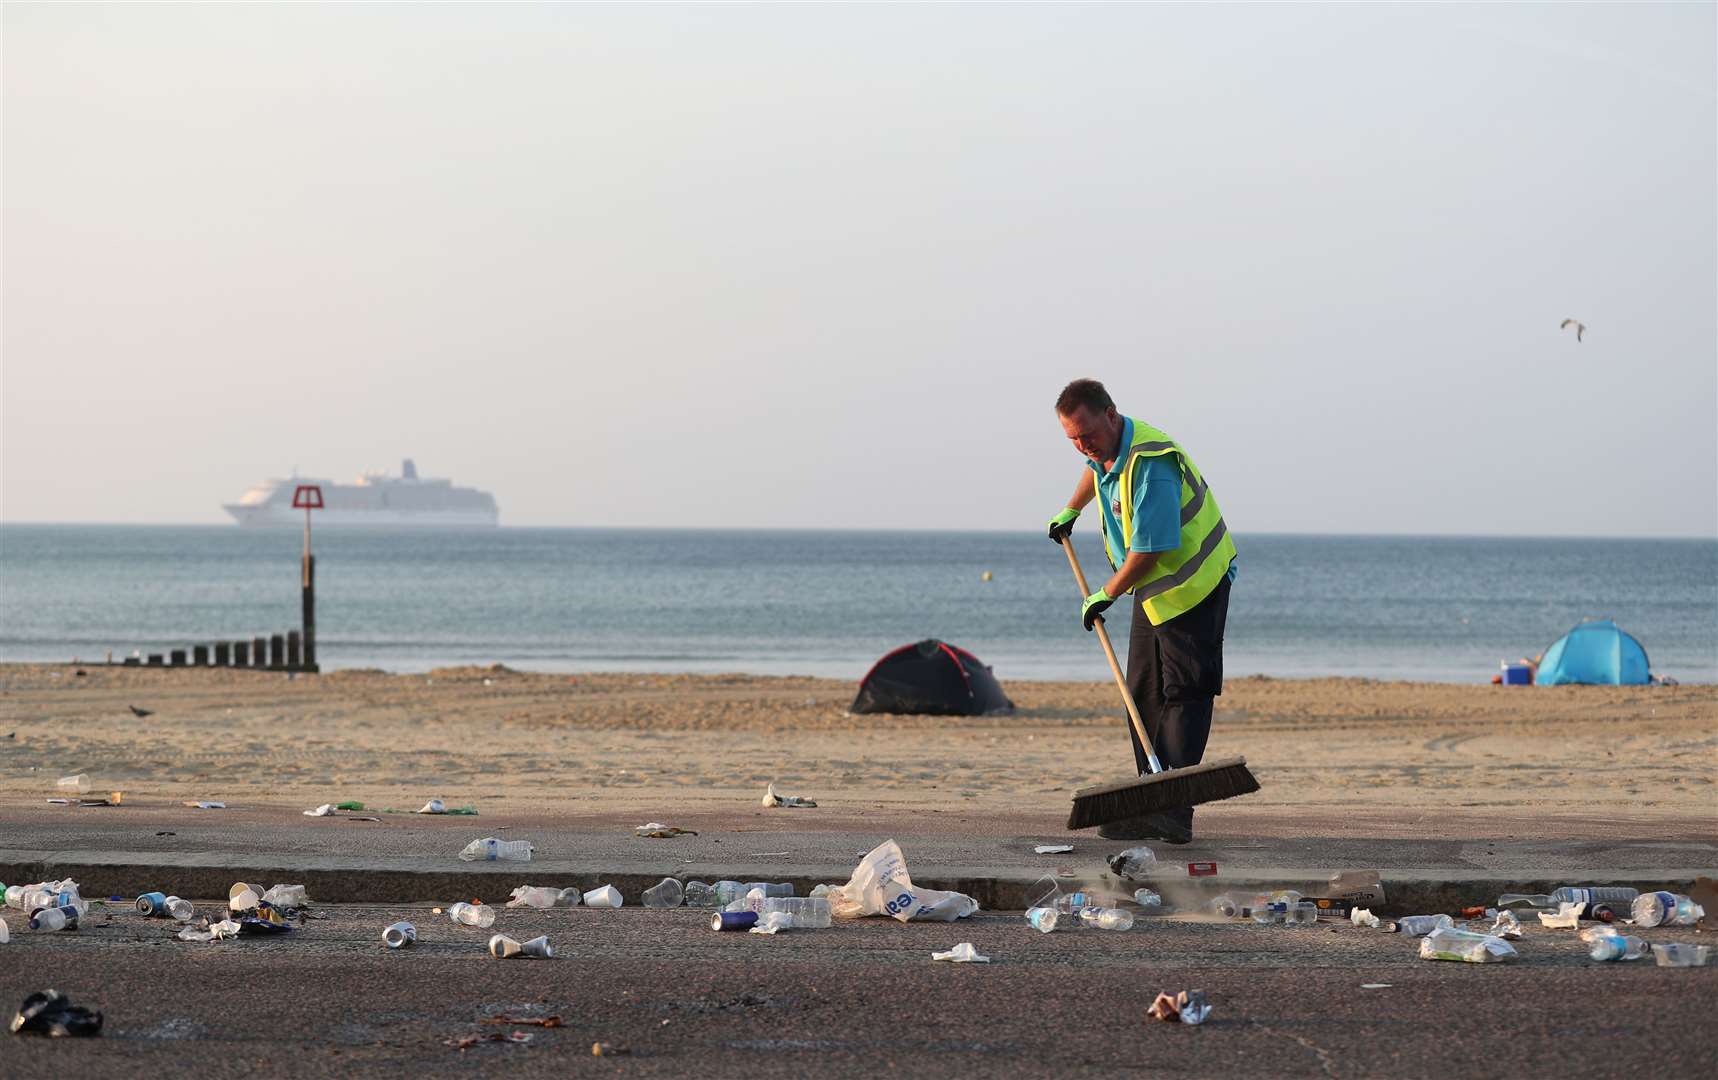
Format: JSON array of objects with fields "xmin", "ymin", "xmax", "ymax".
[{"xmin": 1122, "ymin": 572, "xmax": 1232, "ymax": 827}]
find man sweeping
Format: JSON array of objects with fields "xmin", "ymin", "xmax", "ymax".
[{"xmin": 1048, "ymin": 378, "xmax": 1239, "ymax": 843}]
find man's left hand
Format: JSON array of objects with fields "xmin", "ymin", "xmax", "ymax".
[{"xmin": 1081, "ymin": 588, "xmax": 1114, "ymax": 631}]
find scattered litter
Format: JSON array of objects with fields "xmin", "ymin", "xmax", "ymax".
[
  {"xmin": 1590, "ymin": 934, "xmax": 1649, "ymax": 961},
  {"xmin": 1147, "ymin": 990, "xmax": 1210, "ymax": 1025},
  {"xmin": 1360, "ymin": 983, "xmax": 1392, "ymax": 989},
  {"xmin": 184, "ymin": 801, "xmax": 226, "ymax": 810},
  {"xmin": 635, "ymin": 822, "xmax": 697, "ymax": 838},
  {"xmin": 135, "ymin": 893, "xmax": 193, "ymax": 920},
  {"xmin": 234, "ymin": 917, "xmax": 290, "ymax": 936},
  {"xmin": 1133, "ymin": 888, "xmax": 1163, "ymax": 909},
  {"xmin": 1632, "ymin": 891, "xmax": 1704, "ymax": 927},
  {"xmin": 1388, "ymin": 914, "xmax": 1454, "ymax": 937},
  {"xmin": 931, "ymin": 943, "xmax": 989, "ymax": 963},
  {"xmin": 1537, "ymin": 901, "xmax": 1586, "ymax": 929},
  {"xmin": 448, "ymin": 903, "xmax": 497, "ymax": 928},
  {"xmin": 489, "ymin": 933, "xmax": 554, "ymax": 959},
  {"xmin": 178, "ymin": 919, "xmax": 240, "ymax": 942},
  {"xmin": 583, "ymin": 885, "xmax": 623, "ymax": 909},
  {"xmin": 592, "ymin": 1041, "xmax": 630, "ymax": 1056},
  {"xmin": 335, "ymin": 801, "xmax": 365, "ymax": 811},
  {"xmin": 1328, "ymin": 869, "xmax": 1386, "ymax": 907},
  {"xmin": 1489, "ymin": 910, "xmax": 1523, "ymax": 939},
  {"xmin": 743, "ymin": 851, "xmax": 790, "ymax": 858},
  {"xmin": 1419, "ymin": 927, "xmax": 1517, "ymax": 963},
  {"xmin": 1580, "ymin": 925, "xmax": 1622, "ymax": 944},
  {"xmin": 0, "ymin": 918, "xmax": 7, "ymax": 944},
  {"xmin": 1034, "ymin": 844, "xmax": 1074, "ymax": 855},
  {"xmin": 383, "ymin": 922, "xmax": 416, "ymax": 948},
  {"xmin": 1350, "ymin": 908, "xmax": 1382, "ymax": 929},
  {"xmin": 485, "ymin": 1015, "xmax": 562, "ymax": 1028},
  {"xmin": 55, "ymin": 775, "xmax": 91, "ymax": 795},
  {"xmin": 762, "ymin": 783, "xmax": 817, "ymax": 808},
  {"xmin": 1650, "ymin": 943, "xmax": 1711, "ymax": 968},
  {"xmin": 450, "ymin": 1031, "xmax": 532, "ymax": 1050},
  {"xmin": 642, "ymin": 878, "xmax": 684, "ymax": 908},
  {"xmin": 304, "ymin": 804, "xmax": 336, "ymax": 817},
  {"xmin": 824, "ymin": 839, "xmax": 979, "ymax": 922},
  {"xmin": 418, "ymin": 799, "xmax": 446, "ymax": 814},
  {"xmin": 1108, "ymin": 846, "xmax": 1158, "ymax": 879},
  {"xmin": 750, "ymin": 912, "xmax": 792, "ymax": 935},
  {"xmin": 713, "ymin": 912, "xmax": 759, "ymax": 931},
  {"xmin": 10, "ymin": 990, "xmax": 103, "ymax": 1037},
  {"xmin": 1186, "ymin": 862, "xmax": 1218, "ymax": 877},
  {"xmin": 506, "ymin": 886, "xmax": 569, "ymax": 910},
  {"xmin": 458, "ymin": 838, "xmax": 533, "ymax": 862}
]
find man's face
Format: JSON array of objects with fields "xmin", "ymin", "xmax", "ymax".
[{"xmin": 1059, "ymin": 404, "xmax": 1121, "ymax": 464}]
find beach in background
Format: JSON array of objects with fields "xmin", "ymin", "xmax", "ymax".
[{"xmin": 2, "ymin": 525, "xmax": 1714, "ymax": 683}]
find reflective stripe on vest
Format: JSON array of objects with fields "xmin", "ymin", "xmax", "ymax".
[{"xmin": 1102, "ymin": 419, "xmax": 1238, "ymax": 626}]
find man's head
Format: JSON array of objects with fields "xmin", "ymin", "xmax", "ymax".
[{"xmin": 1055, "ymin": 378, "xmax": 1123, "ymax": 463}]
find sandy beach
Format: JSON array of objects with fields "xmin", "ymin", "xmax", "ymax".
[{"xmin": 2, "ymin": 663, "xmax": 1711, "ymax": 822}]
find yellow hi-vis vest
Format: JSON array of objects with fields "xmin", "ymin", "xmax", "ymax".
[{"xmin": 1102, "ymin": 418, "xmax": 1238, "ymax": 626}]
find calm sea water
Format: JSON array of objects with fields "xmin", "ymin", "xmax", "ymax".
[{"xmin": 1, "ymin": 526, "xmax": 1713, "ymax": 683}]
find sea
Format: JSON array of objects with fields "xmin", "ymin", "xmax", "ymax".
[{"xmin": 1, "ymin": 525, "xmax": 1713, "ymax": 684}]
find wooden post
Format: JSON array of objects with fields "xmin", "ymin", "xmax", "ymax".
[
  {"xmin": 231, "ymin": 641, "xmax": 247, "ymax": 667},
  {"xmin": 269, "ymin": 634, "xmax": 286, "ymax": 670},
  {"xmin": 214, "ymin": 642, "xmax": 231, "ymax": 667},
  {"xmin": 286, "ymin": 631, "xmax": 301, "ymax": 670},
  {"xmin": 252, "ymin": 636, "xmax": 267, "ymax": 668},
  {"xmin": 147, "ymin": 654, "xmax": 164, "ymax": 666},
  {"xmin": 170, "ymin": 649, "xmax": 187, "ymax": 666},
  {"xmin": 302, "ymin": 552, "xmax": 316, "ymax": 671},
  {"xmin": 193, "ymin": 644, "xmax": 209, "ymax": 666}
]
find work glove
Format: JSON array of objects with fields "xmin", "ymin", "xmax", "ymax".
[
  {"xmin": 1081, "ymin": 588, "xmax": 1115, "ymax": 631},
  {"xmin": 1047, "ymin": 507, "xmax": 1080, "ymax": 544}
]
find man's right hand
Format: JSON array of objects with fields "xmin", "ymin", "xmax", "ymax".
[{"xmin": 1047, "ymin": 507, "xmax": 1080, "ymax": 544}]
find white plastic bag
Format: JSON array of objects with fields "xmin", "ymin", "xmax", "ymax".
[{"xmin": 826, "ymin": 840, "xmax": 978, "ymax": 923}]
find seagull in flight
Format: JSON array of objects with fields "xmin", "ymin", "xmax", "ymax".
[{"xmin": 1560, "ymin": 318, "xmax": 1586, "ymax": 342}]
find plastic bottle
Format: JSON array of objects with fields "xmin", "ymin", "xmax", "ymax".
[
  {"xmin": 3, "ymin": 885, "xmax": 21, "ymax": 909},
  {"xmin": 458, "ymin": 838, "xmax": 533, "ymax": 863},
  {"xmin": 762, "ymin": 896, "xmax": 831, "ymax": 928},
  {"xmin": 747, "ymin": 882, "xmax": 794, "ymax": 899},
  {"xmin": 1108, "ymin": 846, "xmax": 1159, "ymax": 880},
  {"xmin": 1025, "ymin": 907, "xmax": 1060, "ymax": 933},
  {"xmin": 29, "ymin": 907, "xmax": 78, "ymax": 931},
  {"xmin": 583, "ymin": 885, "xmax": 623, "ymax": 909},
  {"xmin": 713, "ymin": 881, "xmax": 749, "ymax": 906},
  {"xmin": 506, "ymin": 886, "xmax": 563, "ymax": 910},
  {"xmin": 1053, "ymin": 891, "xmax": 1095, "ymax": 915},
  {"xmin": 1208, "ymin": 895, "xmax": 1242, "ymax": 918},
  {"xmin": 261, "ymin": 885, "xmax": 308, "ymax": 908},
  {"xmin": 446, "ymin": 902, "xmax": 496, "ymax": 928},
  {"xmin": 1589, "ymin": 935, "xmax": 1649, "ymax": 961},
  {"xmin": 0, "ymin": 916, "xmax": 8, "ymax": 944},
  {"xmin": 642, "ymin": 878, "xmax": 684, "ymax": 909},
  {"xmin": 1498, "ymin": 886, "xmax": 1639, "ymax": 909},
  {"xmin": 164, "ymin": 897, "xmax": 194, "ymax": 921},
  {"xmin": 1251, "ymin": 904, "xmax": 1285, "ymax": 926},
  {"xmin": 1133, "ymin": 888, "xmax": 1163, "ymax": 909},
  {"xmin": 1579, "ymin": 925, "xmax": 1621, "ymax": 944},
  {"xmin": 1079, "ymin": 907, "xmax": 1135, "ymax": 931},
  {"xmin": 1284, "ymin": 901, "xmax": 1319, "ymax": 927},
  {"xmin": 1390, "ymin": 914, "xmax": 1455, "ymax": 937},
  {"xmin": 382, "ymin": 921, "xmax": 416, "ymax": 948},
  {"xmin": 1631, "ymin": 892, "xmax": 1704, "ymax": 928},
  {"xmin": 683, "ymin": 881, "xmax": 719, "ymax": 908}
]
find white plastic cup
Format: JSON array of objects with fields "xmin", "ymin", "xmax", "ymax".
[
  {"xmin": 583, "ymin": 885, "xmax": 622, "ymax": 909},
  {"xmin": 382, "ymin": 921, "xmax": 417, "ymax": 949},
  {"xmin": 229, "ymin": 882, "xmax": 260, "ymax": 912}
]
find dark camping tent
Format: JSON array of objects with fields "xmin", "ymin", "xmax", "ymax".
[
  {"xmin": 851, "ymin": 639, "xmax": 1014, "ymax": 716},
  {"xmin": 1535, "ymin": 618, "xmax": 1651, "ymax": 686}
]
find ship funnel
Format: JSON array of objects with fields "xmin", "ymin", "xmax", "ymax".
[{"xmin": 402, "ymin": 458, "xmax": 418, "ymax": 481}]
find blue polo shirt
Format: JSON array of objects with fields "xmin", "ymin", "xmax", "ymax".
[{"xmin": 1088, "ymin": 418, "xmax": 1236, "ymax": 583}]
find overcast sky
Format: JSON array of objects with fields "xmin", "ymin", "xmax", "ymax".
[{"xmin": 3, "ymin": 3, "xmax": 1713, "ymax": 536}]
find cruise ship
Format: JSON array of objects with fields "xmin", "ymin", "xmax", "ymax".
[{"xmin": 223, "ymin": 460, "xmax": 500, "ymax": 527}]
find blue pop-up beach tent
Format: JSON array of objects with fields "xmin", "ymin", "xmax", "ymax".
[{"xmin": 1535, "ymin": 619, "xmax": 1650, "ymax": 686}]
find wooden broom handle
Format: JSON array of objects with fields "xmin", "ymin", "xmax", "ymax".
[{"xmin": 1062, "ymin": 539, "xmax": 1164, "ymax": 775}]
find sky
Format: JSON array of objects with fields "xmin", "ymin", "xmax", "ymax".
[{"xmin": 3, "ymin": 3, "xmax": 1714, "ymax": 537}]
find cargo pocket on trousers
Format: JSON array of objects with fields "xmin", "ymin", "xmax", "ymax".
[{"xmin": 1157, "ymin": 626, "xmax": 1223, "ymax": 703}]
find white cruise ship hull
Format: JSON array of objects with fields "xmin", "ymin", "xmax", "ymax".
[{"xmin": 224, "ymin": 504, "xmax": 498, "ymax": 528}]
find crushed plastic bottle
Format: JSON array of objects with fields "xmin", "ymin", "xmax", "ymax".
[
  {"xmin": 1025, "ymin": 906, "xmax": 1060, "ymax": 933},
  {"xmin": 762, "ymin": 896, "xmax": 831, "ymax": 928},
  {"xmin": 1650, "ymin": 943, "xmax": 1712, "ymax": 968},
  {"xmin": 261, "ymin": 885, "xmax": 308, "ymax": 909},
  {"xmin": 458, "ymin": 838, "xmax": 534, "ymax": 863},
  {"xmin": 382, "ymin": 921, "xmax": 416, "ymax": 949},
  {"xmin": 506, "ymin": 886, "xmax": 565, "ymax": 910},
  {"xmin": 489, "ymin": 933, "xmax": 554, "ymax": 959},
  {"xmin": 1489, "ymin": 910, "xmax": 1523, "ymax": 939},
  {"xmin": 1589, "ymin": 935, "xmax": 1649, "ymax": 961},
  {"xmin": 1498, "ymin": 886, "xmax": 1639, "ymax": 909},
  {"xmin": 163, "ymin": 897, "xmax": 194, "ymax": 921},
  {"xmin": 1133, "ymin": 888, "xmax": 1163, "ymax": 909},
  {"xmin": 683, "ymin": 881, "xmax": 719, "ymax": 908},
  {"xmin": 447, "ymin": 902, "xmax": 496, "ymax": 928},
  {"xmin": 583, "ymin": 885, "xmax": 623, "ymax": 909},
  {"xmin": 28, "ymin": 907, "xmax": 78, "ymax": 931},
  {"xmin": 1631, "ymin": 892, "xmax": 1704, "ymax": 928},
  {"xmin": 1107, "ymin": 846, "xmax": 1159, "ymax": 880},
  {"xmin": 1419, "ymin": 927, "xmax": 1517, "ymax": 963},
  {"xmin": 1389, "ymin": 914, "xmax": 1455, "ymax": 937},
  {"xmin": 642, "ymin": 878, "xmax": 684, "ymax": 909},
  {"xmin": 1079, "ymin": 907, "xmax": 1135, "ymax": 931}
]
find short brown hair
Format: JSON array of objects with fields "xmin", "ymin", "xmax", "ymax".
[{"xmin": 1055, "ymin": 378, "xmax": 1114, "ymax": 416}]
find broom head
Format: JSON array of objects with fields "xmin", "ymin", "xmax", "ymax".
[{"xmin": 1066, "ymin": 755, "xmax": 1260, "ymax": 830}]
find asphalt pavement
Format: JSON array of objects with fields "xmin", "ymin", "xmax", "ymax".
[{"xmin": 3, "ymin": 902, "xmax": 1714, "ymax": 1079}]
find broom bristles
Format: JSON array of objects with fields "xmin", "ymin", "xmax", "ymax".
[{"xmin": 1066, "ymin": 755, "xmax": 1260, "ymax": 830}]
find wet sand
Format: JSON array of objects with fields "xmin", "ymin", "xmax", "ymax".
[{"xmin": 0, "ymin": 664, "xmax": 1711, "ymax": 821}]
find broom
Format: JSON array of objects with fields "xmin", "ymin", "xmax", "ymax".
[{"xmin": 1060, "ymin": 538, "xmax": 1260, "ymax": 829}]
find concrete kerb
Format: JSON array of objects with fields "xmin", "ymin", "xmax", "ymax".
[{"xmin": 1, "ymin": 850, "xmax": 1707, "ymax": 913}]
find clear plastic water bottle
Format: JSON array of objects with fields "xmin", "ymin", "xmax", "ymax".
[
  {"xmin": 1498, "ymin": 886, "xmax": 1639, "ymax": 909},
  {"xmin": 748, "ymin": 882, "xmax": 794, "ymax": 899},
  {"xmin": 164, "ymin": 897, "xmax": 194, "ymax": 921},
  {"xmin": 262, "ymin": 885, "xmax": 308, "ymax": 908},
  {"xmin": 1108, "ymin": 846, "xmax": 1159, "ymax": 880},
  {"xmin": 762, "ymin": 896, "xmax": 831, "ymax": 928},
  {"xmin": 3, "ymin": 885, "xmax": 22, "ymax": 909},
  {"xmin": 1133, "ymin": 888, "xmax": 1163, "ymax": 909},
  {"xmin": 0, "ymin": 916, "xmax": 9, "ymax": 944},
  {"xmin": 1631, "ymin": 892, "xmax": 1703, "ymax": 928},
  {"xmin": 507, "ymin": 886, "xmax": 563, "ymax": 910},
  {"xmin": 1589, "ymin": 935, "xmax": 1649, "ymax": 961},
  {"xmin": 1391, "ymin": 914, "xmax": 1455, "ymax": 937},
  {"xmin": 713, "ymin": 881, "xmax": 749, "ymax": 906},
  {"xmin": 28, "ymin": 907, "xmax": 77, "ymax": 931},
  {"xmin": 642, "ymin": 878, "xmax": 684, "ymax": 909},
  {"xmin": 1284, "ymin": 902, "xmax": 1319, "ymax": 927},
  {"xmin": 1079, "ymin": 907, "xmax": 1135, "ymax": 931},
  {"xmin": 458, "ymin": 838, "xmax": 533, "ymax": 862},
  {"xmin": 683, "ymin": 881, "xmax": 719, "ymax": 907},
  {"xmin": 1251, "ymin": 904, "xmax": 1285, "ymax": 926},
  {"xmin": 1025, "ymin": 906, "xmax": 1060, "ymax": 933},
  {"xmin": 447, "ymin": 902, "xmax": 496, "ymax": 928},
  {"xmin": 1053, "ymin": 891, "xmax": 1095, "ymax": 915}
]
